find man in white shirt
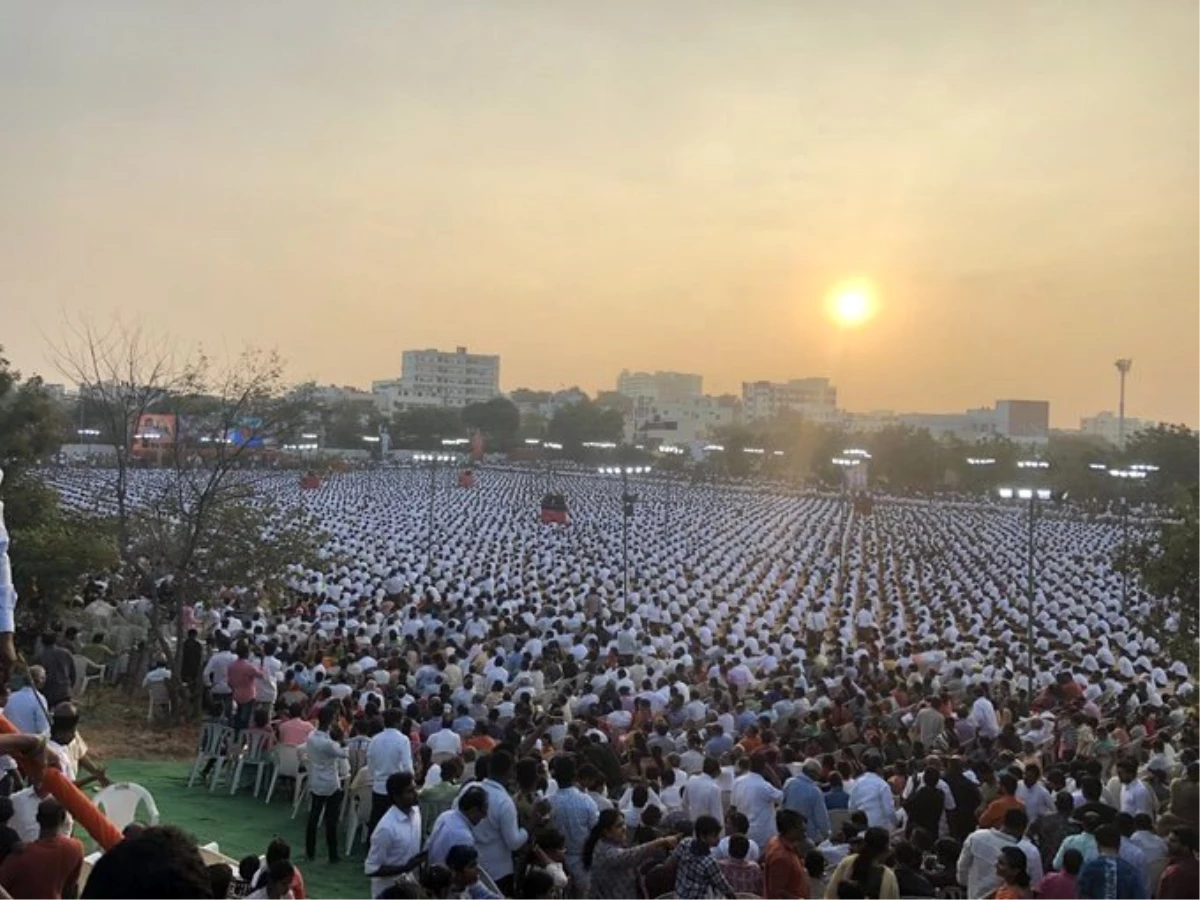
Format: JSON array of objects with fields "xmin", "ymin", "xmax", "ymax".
[
  {"xmin": 427, "ymin": 785, "xmax": 489, "ymax": 866},
  {"xmin": 849, "ymin": 755, "xmax": 896, "ymax": 829},
  {"xmin": 364, "ymin": 772, "xmax": 423, "ymax": 899},
  {"xmin": 683, "ymin": 758, "xmax": 725, "ymax": 825},
  {"xmin": 426, "ymin": 723, "xmax": 463, "ymax": 764},
  {"xmin": 738, "ymin": 757, "xmax": 785, "ymax": 847},
  {"xmin": 4, "ymin": 667, "xmax": 50, "ymax": 735},
  {"xmin": 1016, "ymin": 763, "xmax": 1055, "ymax": 824},
  {"xmin": 473, "ymin": 749, "xmax": 528, "ymax": 893},
  {"xmin": 1106, "ymin": 760, "xmax": 1157, "ymax": 819},
  {"xmin": 367, "ymin": 709, "xmax": 413, "ymax": 833},
  {"xmin": 969, "ymin": 687, "xmax": 1001, "ymax": 740},
  {"xmin": 202, "ymin": 638, "xmax": 237, "ymax": 720},
  {"xmin": 956, "ymin": 808, "xmax": 1043, "ymax": 898}
]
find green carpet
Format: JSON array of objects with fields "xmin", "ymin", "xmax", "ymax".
[{"xmin": 102, "ymin": 760, "xmax": 372, "ymax": 899}]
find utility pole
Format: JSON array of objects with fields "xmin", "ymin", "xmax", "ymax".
[{"xmin": 1115, "ymin": 358, "xmax": 1132, "ymax": 450}]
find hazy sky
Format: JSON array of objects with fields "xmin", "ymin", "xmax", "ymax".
[{"xmin": 1, "ymin": 2, "xmax": 1196, "ymax": 426}]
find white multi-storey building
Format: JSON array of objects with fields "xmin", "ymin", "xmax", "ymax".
[
  {"xmin": 741, "ymin": 378, "xmax": 838, "ymax": 423},
  {"xmin": 627, "ymin": 394, "xmax": 740, "ymax": 444},
  {"xmin": 372, "ymin": 346, "xmax": 500, "ymax": 414},
  {"xmin": 616, "ymin": 370, "xmax": 703, "ymax": 404},
  {"xmin": 1080, "ymin": 410, "xmax": 1151, "ymax": 446}
]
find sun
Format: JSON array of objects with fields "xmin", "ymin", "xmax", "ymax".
[{"xmin": 827, "ymin": 279, "xmax": 877, "ymax": 328}]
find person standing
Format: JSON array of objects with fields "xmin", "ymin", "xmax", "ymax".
[
  {"xmin": 367, "ymin": 709, "xmax": 413, "ymax": 833},
  {"xmin": 781, "ymin": 759, "xmax": 831, "ymax": 845},
  {"xmin": 3, "ymin": 667, "xmax": 50, "ymax": 736},
  {"xmin": 849, "ymin": 753, "xmax": 896, "ymax": 829},
  {"xmin": 763, "ymin": 809, "xmax": 810, "ymax": 900},
  {"xmin": 1157, "ymin": 827, "xmax": 1200, "ymax": 899},
  {"xmin": 202, "ymin": 636, "xmax": 237, "ymax": 722},
  {"xmin": 35, "ymin": 634, "xmax": 75, "ymax": 708},
  {"xmin": 227, "ymin": 642, "xmax": 264, "ymax": 732},
  {"xmin": 363, "ymin": 773, "xmax": 423, "ymax": 899},
  {"xmin": 475, "ymin": 749, "xmax": 529, "ymax": 896},
  {"xmin": 304, "ymin": 705, "xmax": 348, "ymax": 864},
  {"xmin": 1076, "ymin": 824, "xmax": 1148, "ymax": 899}
]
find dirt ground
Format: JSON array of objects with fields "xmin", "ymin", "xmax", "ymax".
[{"xmin": 78, "ymin": 688, "xmax": 199, "ymax": 762}]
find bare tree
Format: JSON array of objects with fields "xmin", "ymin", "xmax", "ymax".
[
  {"xmin": 53, "ymin": 322, "xmax": 323, "ymax": 715},
  {"xmin": 49, "ymin": 317, "xmax": 190, "ymax": 556}
]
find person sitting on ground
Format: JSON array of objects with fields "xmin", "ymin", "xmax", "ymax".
[
  {"xmin": 247, "ymin": 860, "xmax": 295, "ymax": 900},
  {"xmin": 208, "ymin": 862, "xmax": 234, "ymax": 900},
  {"xmin": 251, "ymin": 839, "xmax": 305, "ymax": 900}
]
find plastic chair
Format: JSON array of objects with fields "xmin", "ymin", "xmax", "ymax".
[
  {"xmin": 264, "ymin": 744, "xmax": 308, "ymax": 814},
  {"xmin": 229, "ymin": 731, "xmax": 276, "ymax": 797},
  {"xmin": 188, "ymin": 723, "xmax": 236, "ymax": 788},
  {"xmin": 147, "ymin": 681, "xmax": 171, "ymax": 722},
  {"xmin": 94, "ymin": 782, "xmax": 160, "ymax": 830},
  {"xmin": 74, "ymin": 655, "xmax": 106, "ymax": 697},
  {"xmin": 343, "ymin": 777, "xmax": 374, "ymax": 857}
]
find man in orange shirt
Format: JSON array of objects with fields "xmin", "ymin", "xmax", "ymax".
[
  {"xmin": 463, "ymin": 720, "xmax": 497, "ymax": 754},
  {"xmin": 763, "ymin": 808, "xmax": 810, "ymax": 899},
  {"xmin": 978, "ymin": 772, "xmax": 1025, "ymax": 830},
  {"xmin": 0, "ymin": 798, "xmax": 83, "ymax": 899}
]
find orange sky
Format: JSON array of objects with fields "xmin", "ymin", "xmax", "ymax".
[{"xmin": 1, "ymin": 2, "xmax": 1196, "ymax": 427}]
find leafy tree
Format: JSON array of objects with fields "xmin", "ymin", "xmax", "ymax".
[
  {"xmin": 547, "ymin": 400, "xmax": 624, "ymax": 453},
  {"xmin": 0, "ymin": 349, "xmax": 119, "ymax": 655},
  {"xmin": 1121, "ymin": 485, "xmax": 1199, "ymax": 672},
  {"xmin": 390, "ymin": 407, "xmax": 463, "ymax": 449},
  {"xmin": 462, "ymin": 397, "xmax": 520, "ymax": 449},
  {"xmin": 1124, "ymin": 425, "xmax": 1200, "ymax": 502}
]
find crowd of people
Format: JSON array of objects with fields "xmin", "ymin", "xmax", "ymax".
[{"xmin": 5, "ymin": 465, "xmax": 1196, "ymax": 899}]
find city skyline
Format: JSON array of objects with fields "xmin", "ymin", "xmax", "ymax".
[{"xmin": 1, "ymin": 2, "xmax": 1196, "ymax": 428}]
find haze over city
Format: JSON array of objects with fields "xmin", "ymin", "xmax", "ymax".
[{"xmin": 1, "ymin": 1, "xmax": 1196, "ymax": 427}]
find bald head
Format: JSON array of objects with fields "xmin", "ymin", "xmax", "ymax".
[{"xmin": 27, "ymin": 665, "xmax": 46, "ymax": 688}]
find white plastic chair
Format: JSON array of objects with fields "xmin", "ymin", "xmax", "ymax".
[
  {"xmin": 343, "ymin": 777, "xmax": 374, "ymax": 857},
  {"xmin": 228, "ymin": 731, "xmax": 276, "ymax": 797},
  {"xmin": 188, "ymin": 723, "xmax": 236, "ymax": 788},
  {"xmin": 264, "ymin": 744, "xmax": 308, "ymax": 814},
  {"xmin": 94, "ymin": 782, "xmax": 160, "ymax": 830},
  {"xmin": 146, "ymin": 680, "xmax": 171, "ymax": 722},
  {"xmin": 74, "ymin": 655, "xmax": 106, "ymax": 697}
]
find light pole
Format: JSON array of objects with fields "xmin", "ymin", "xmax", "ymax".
[
  {"xmin": 414, "ymin": 452, "xmax": 455, "ymax": 568},
  {"xmin": 1106, "ymin": 463, "xmax": 1157, "ymax": 605},
  {"xmin": 1115, "ymin": 358, "xmax": 1133, "ymax": 450},
  {"xmin": 998, "ymin": 470, "xmax": 1054, "ymax": 701},
  {"xmin": 597, "ymin": 464, "xmax": 651, "ymax": 603},
  {"xmin": 657, "ymin": 444, "xmax": 685, "ymax": 533}
]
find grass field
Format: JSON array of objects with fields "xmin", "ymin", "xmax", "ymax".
[{"xmin": 101, "ymin": 759, "xmax": 372, "ymax": 899}]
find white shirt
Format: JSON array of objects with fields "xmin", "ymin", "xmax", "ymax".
[
  {"xmin": 427, "ymin": 809, "xmax": 476, "ymax": 867},
  {"xmin": 686, "ymin": 777, "xmax": 720, "ymax": 830},
  {"xmin": 3, "ymin": 686, "xmax": 50, "ymax": 735},
  {"xmin": 737, "ymin": 772, "xmax": 784, "ymax": 847},
  {"xmin": 306, "ymin": 729, "xmax": 348, "ymax": 796},
  {"xmin": 255, "ymin": 655, "xmax": 284, "ymax": 703},
  {"xmin": 473, "ymin": 778, "xmax": 528, "ymax": 880},
  {"xmin": 363, "ymin": 805, "xmax": 422, "ymax": 899},
  {"xmin": 203, "ymin": 650, "xmax": 237, "ymax": 694},
  {"xmin": 426, "ymin": 728, "xmax": 462, "ymax": 759},
  {"xmin": 367, "ymin": 729, "xmax": 414, "ymax": 794},
  {"xmin": 957, "ymin": 829, "xmax": 1043, "ymax": 899},
  {"xmin": 848, "ymin": 771, "xmax": 896, "ymax": 829},
  {"xmin": 970, "ymin": 696, "xmax": 1001, "ymax": 739},
  {"xmin": 1016, "ymin": 781, "xmax": 1054, "ymax": 823}
]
